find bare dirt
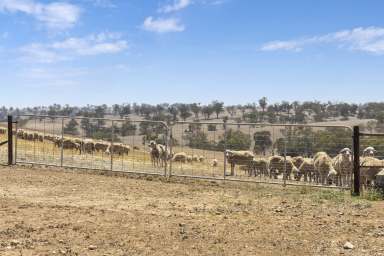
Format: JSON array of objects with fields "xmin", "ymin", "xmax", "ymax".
[{"xmin": 0, "ymin": 166, "xmax": 383, "ymax": 256}]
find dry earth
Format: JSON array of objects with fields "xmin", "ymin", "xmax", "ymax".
[{"xmin": 0, "ymin": 166, "xmax": 383, "ymax": 256}]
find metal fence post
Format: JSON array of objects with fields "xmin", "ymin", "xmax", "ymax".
[
  {"xmin": 164, "ymin": 125, "xmax": 169, "ymax": 178},
  {"xmin": 60, "ymin": 117, "xmax": 64, "ymax": 167},
  {"xmin": 353, "ymin": 126, "xmax": 360, "ymax": 196},
  {"xmin": 111, "ymin": 120, "xmax": 114, "ymax": 172},
  {"xmin": 283, "ymin": 126, "xmax": 287, "ymax": 187},
  {"xmin": 223, "ymin": 120, "xmax": 228, "ymax": 178},
  {"xmin": 169, "ymin": 127, "xmax": 173, "ymax": 178},
  {"xmin": 14, "ymin": 118, "xmax": 18, "ymax": 165},
  {"xmin": 8, "ymin": 115, "xmax": 13, "ymax": 166}
]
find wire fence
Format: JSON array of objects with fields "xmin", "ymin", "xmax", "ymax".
[
  {"xmin": 0, "ymin": 119, "xmax": 8, "ymax": 164},
  {"xmin": 14, "ymin": 115, "xmax": 357, "ymax": 188},
  {"xmin": 359, "ymin": 132, "xmax": 384, "ymax": 188},
  {"xmin": 15, "ymin": 115, "xmax": 168, "ymax": 176}
]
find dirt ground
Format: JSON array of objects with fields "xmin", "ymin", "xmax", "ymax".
[{"xmin": 0, "ymin": 166, "xmax": 383, "ymax": 256}]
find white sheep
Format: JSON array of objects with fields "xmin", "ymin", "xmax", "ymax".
[
  {"xmin": 314, "ymin": 152, "xmax": 337, "ymax": 185},
  {"xmin": 332, "ymin": 148, "xmax": 353, "ymax": 187}
]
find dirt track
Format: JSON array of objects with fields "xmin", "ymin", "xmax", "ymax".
[{"xmin": 0, "ymin": 166, "xmax": 383, "ymax": 256}]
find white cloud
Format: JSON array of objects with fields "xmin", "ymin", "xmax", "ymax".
[
  {"xmin": 85, "ymin": 0, "xmax": 115, "ymax": 8},
  {"xmin": 20, "ymin": 67, "xmax": 88, "ymax": 88},
  {"xmin": 0, "ymin": 0, "xmax": 81, "ymax": 30},
  {"xmin": 143, "ymin": 16, "xmax": 185, "ymax": 33},
  {"xmin": 21, "ymin": 32, "xmax": 128, "ymax": 63},
  {"xmin": 261, "ymin": 41, "xmax": 302, "ymax": 52},
  {"xmin": 21, "ymin": 43, "xmax": 68, "ymax": 63},
  {"xmin": 159, "ymin": 0, "xmax": 191, "ymax": 13},
  {"xmin": 200, "ymin": 0, "xmax": 227, "ymax": 5},
  {"xmin": 260, "ymin": 27, "xmax": 384, "ymax": 55}
]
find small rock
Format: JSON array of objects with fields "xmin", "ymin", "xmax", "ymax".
[
  {"xmin": 88, "ymin": 245, "xmax": 98, "ymax": 250},
  {"xmin": 343, "ymin": 242, "xmax": 354, "ymax": 250},
  {"xmin": 10, "ymin": 240, "xmax": 20, "ymax": 246},
  {"xmin": 275, "ymin": 208, "xmax": 283, "ymax": 213}
]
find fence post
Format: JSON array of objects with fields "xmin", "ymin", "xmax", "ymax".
[
  {"xmin": 164, "ymin": 125, "xmax": 169, "ymax": 178},
  {"xmin": 111, "ymin": 120, "xmax": 114, "ymax": 172},
  {"xmin": 60, "ymin": 117, "xmax": 64, "ymax": 167},
  {"xmin": 14, "ymin": 118, "xmax": 18, "ymax": 165},
  {"xmin": 283, "ymin": 126, "xmax": 287, "ymax": 187},
  {"xmin": 169, "ymin": 127, "xmax": 173, "ymax": 178},
  {"xmin": 8, "ymin": 115, "xmax": 13, "ymax": 166},
  {"xmin": 353, "ymin": 126, "xmax": 360, "ymax": 196},
  {"xmin": 223, "ymin": 120, "xmax": 228, "ymax": 178}
]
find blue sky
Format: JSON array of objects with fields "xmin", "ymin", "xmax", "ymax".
[{"xmin": 0, "ymin": 0, "xmax": 384, "ymax": 107}]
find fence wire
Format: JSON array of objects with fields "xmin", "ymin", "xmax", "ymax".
[
  {"xmin": 223, "ymin": 123, "xmax": 353, "ymax": 188},
  {"xmin": 359, "ymin": 133, "xmax": 384, "ymax": 188},
  {"xmin": 14, "ymin": 115, "xmax": 359, "ymax": 189},
  {"xmin": 170, "ymin": 122, "xmax": 225, "ymax": 179},
  {"xmin": 0, "ymin": 120, "xmax": 8, "ymax": 164}
]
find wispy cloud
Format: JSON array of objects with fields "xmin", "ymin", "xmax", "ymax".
[
  {"xmin": 20, "ymin": 67, "xmax": 88, "ymax": 88},
  {"xmin": 200, "ymin": 0, "xmax": 227, "ymax": 5},
  {"xmin": 159, "ymin": 0, "xmax": 191, "ymax": 13},
  {"xmin": 21, "ymin": 32, "xmax": 128, "ymax": 63},
  {"xmin": 0, "ymin": 0, "xmax": 81, "ymax": 30},
  {"xmin": 260, "ymin": 27, "xmax": 384, "ymax": 55},
  {"xmin": 142, "ymin": 17, "xmax": 185, "ymax": 33},
  {"xmin": 85, "ymin": 0, "xmax": 116, "ymax": 8}
]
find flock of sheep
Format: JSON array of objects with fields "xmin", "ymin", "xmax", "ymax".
[
  {"xmin": 8, "ymin": 128, "xmax": 384, "ymax": 188},
  {"xmin": 16, "ymin": 129, "xmax": 131, "ymax": 156},
  {"xmin": 225, "ymin": 146, "xmax": 382, "ymax": 187}
]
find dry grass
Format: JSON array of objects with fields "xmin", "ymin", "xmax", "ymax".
[{"xmin": 0, "ymin": 166, "xmax": 383, "ymax": 256}]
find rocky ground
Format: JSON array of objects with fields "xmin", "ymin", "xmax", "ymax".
[{"xmin": 0, "ymin": 165, "xmax": 383, "ymax": 256}]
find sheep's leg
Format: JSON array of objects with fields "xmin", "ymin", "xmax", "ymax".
[{"xmin": 230, "ymin": 164, "xmax": 235, "ymax": 176}]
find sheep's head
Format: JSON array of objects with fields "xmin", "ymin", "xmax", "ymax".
[
  {"xmin": 340, "ymin": 148, "xmax": 352, "ymax": 161},
  {"xmin": 292, "ymin": 166, "xmax": 300, "ymax": 180},
  {"xmin": 327, "ymin": 168, "xmax": 338, "ymax": 184},
  {"xmin": 363, "ymin": 147, "xmax": 377, "ymax": 157},
  {"xmin": 148, "ymin": 140, "xmax": 157, "ymax": 149}
]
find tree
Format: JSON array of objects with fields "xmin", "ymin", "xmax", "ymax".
[
  {"xmin": 112, "ymin": 104, "xmax": 121, "ymax": 116},
  {"xmin": 120, "ymin": 104, "xmax": 131, "ymax": 118},
  {"xmin": 168, "ymin": 105, "xmax": 179, "ymax": 121},
  {"xmin": 185, "ymin": 130, "xmax": 212, "ymax": 150},
  {"xmin": 253, "ymin": 131, "xmax": 272, "ymax": 155},
  {"xmin": 244, "ymin": 111, "xmax": 259, "ymax": 123},
  {"xmin": 202, "ymin": 105, "xmax": 214, "ymax": 119},
  {"xmin": 226, "ymin": 106, "xmax": 236, "ymax": 117},
  {"xmin": 64, "ymin": 119, "xmax": 79, "ymax": 136},
  {"xmin": 140, "ymin": 104, "xmax": 154, "ymax": 119},
  {"xmin": 259, "ymin": 97, "xmax": 268, "ymax": 121},
  {"xmin": 178, "ymin": 104, "xmax": 192, "ymax": 121},
  {"xmin": 132, "ymin": 103, "xmax": 141, "ymax": 115},
  {"xmin": 212, "ymin": 101, "xmax": 224, "ymax": 119},
  {"xmin": 94, "ymin": 105, "xmax": 107, "ymax": 127},
  {"xmin": 377, "ymin": 112, "xmax": 384, "ymax": 124},
  {"xmin": 218, "ymin": 129, "xmax": 251, "ymax": 151},
  {"xmin": 190, "ymin": 103, "xmax": 201, "ymax": 119},
  {"xmin": 80, "ymin": 118, "xmax": 92, "ymax": 137},
  {"xmin": 121, "ymin": 121, "xmax": 137, "ymax": 136}
]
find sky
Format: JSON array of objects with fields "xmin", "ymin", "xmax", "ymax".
[{"xmin": 0, "ymin": 0, "xmax": 384, "ymax": 107}]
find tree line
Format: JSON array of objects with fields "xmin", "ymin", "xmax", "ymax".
[{"xmin": 4, "ymin": 98, "xmax": 384, "ymax": 128}]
